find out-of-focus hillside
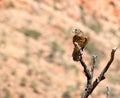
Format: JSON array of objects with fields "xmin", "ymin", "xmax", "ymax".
[{"xmin": 0, "ymin": 0, "xmax": 120, "ymax": 98}]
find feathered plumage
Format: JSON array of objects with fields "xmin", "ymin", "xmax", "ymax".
[{"xmin": 72, "ymin": 29, "xmax": 88, "ymax": 61}]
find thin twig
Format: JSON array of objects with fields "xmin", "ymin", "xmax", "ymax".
[
  {"xmin": 98, "ymin": 48, "xmax": 117, "ymax": 80},
  {"xmin": 74, "ymin": 42, "xmax": 91, "ymax": 86},
  {"xmin": 82, "ymin": 48, "xmax": 116, "ymax": 98},
  {"xmin": 73, "ymin": 42, "xmax": 117, "ymax": 98},
  {"xmin": 91, "ymin": 55, "xmax": 97, "ymax": 83},
  {"xmin": 106, "ymin": 86, "xmax": 110, "ymax": 98}
]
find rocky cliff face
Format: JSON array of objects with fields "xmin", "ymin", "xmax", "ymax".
[
  {"xmin": 0, "ymin": 0, "xmax": 120, "ymax": 98},
  {"xmin": 80, "ymin": 0, "xmax": 120, "ymax": 24},
  {"xmin": 1, "ymin": 0, "xmax": 120, "ymax": 24}
]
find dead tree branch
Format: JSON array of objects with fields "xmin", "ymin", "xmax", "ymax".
[
  {"xmin": 74, "ymin": 42, "xmax": 117, "ymax": 98},
  {"xmin": 106, "ymin": 86, "xmax": 110, "ymax": 98},
  {"xmin": 74, "ymin": 42, "xmax": 92, "ymax": 87},
  {"xmin": 91, "ymin": 55, "xmax": 97, "ymax": 83}
]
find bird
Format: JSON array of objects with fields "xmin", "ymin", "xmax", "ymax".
[{"xmin": 72, "ymin": 29, "xmax": 88, "ymax": 61}]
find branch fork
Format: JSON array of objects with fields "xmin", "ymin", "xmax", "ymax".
[{"xmin": 74, "ymin": 42, "xmax": 117, "ymax": 98}]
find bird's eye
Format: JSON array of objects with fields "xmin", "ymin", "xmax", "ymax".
[
  {"xmin": 74, "ymin": 29, "xmax": 78, "ymax": 33},
  {"xmin": 75, "ymin": 29, "xmax": 77, "ymax": 31}
]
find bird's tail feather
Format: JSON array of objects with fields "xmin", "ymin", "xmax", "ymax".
[{"xmin": 72, "ymin": 48, "xmax": 80, "ymax": 61}]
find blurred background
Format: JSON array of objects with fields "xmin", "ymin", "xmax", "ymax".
[{"xmin": 0, "ymin": 0, "xmax": 120, "ymax": 98}]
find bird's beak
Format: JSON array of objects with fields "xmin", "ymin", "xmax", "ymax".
[
  {"xmin": 72, "ymin": 29, "xmax": 75, "ymax": 33},
  {"xmin": 72, "ymin": 29, "xmax": 76, "ymax": 33}
]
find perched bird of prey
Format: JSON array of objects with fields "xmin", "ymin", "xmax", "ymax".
[{"xmin": 72, "ymin": 29, "xmax": 88, "ymax": 61}]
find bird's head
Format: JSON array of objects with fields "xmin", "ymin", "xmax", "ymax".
[{"xmin": 72, "ymin": 29, "xmax": 83, "ymax": 35}]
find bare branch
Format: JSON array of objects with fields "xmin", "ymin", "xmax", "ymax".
[
  {"xmin": 82, "ymin": 48, "xmax": 116, "ymax": 98},
  {"xmin": 74, "ymin": 42, "xmax": 92, "ymax": 86},
  {"xmin": 106, "ymin": 86, "xmax": 110, "ymax": 98},
  {"xmin": 91, "ymin": 55, "xmax": 97, "ymax": 83},
  {"xmin": 98, "ymin": 48, "xmax": 117, "ymax": 79},
  {"xmin": 73, "ymin": 41, "xmax": 117, "ymax": 98}
]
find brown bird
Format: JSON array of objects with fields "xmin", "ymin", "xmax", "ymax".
[{"xmin": 72, "ymin": 29, "xmax": 88, "ymax": 61}]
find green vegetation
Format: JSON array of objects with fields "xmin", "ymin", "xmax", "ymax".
[
  {"xmin": 86, "ymin": 41, "xmax": 103, "ymax": 67},
  {"xmin": 79, "ymin": 6, "xmax": 102, "ymax": 33},
  {"xmin": 62, "ymin": 83, "xmax": 81, "ymax": 98},
  {"xmin": 21, "ymin": 37, "xmax": 30, "ymax": 66},
  {"xmin": 97, "ymin": 87, "xmax": 107, "ymax": 96},
  {"xmin": 108, "ymin": 73, "xmax": 120, "ymax": 84},
  {"xmin": 27, "ymin": 68, "xmax": 34, "ymax": 76},
  {"xmin": 6, "ymin": 1, "xmax": 14, "ymax": 8},
  {"xmin": 109, "ymin": 87, "xmax": 118, "ymax": 98},
  {"xmin": 86, "ymin": 20, "xmax": 102, "ymax": 33},
  {"xmin": 67, "ymin": 85, "xmax": 77, "ymax": 91},
  {"xmin": 30, "ymin": 81, "xmax": 39, "ymax": 94},
  {"xmin": 59, "ymin": 62, "xmax": 79, "ymax": 73},
  {"xmin": 11, "ymin": 70, "xmax": 16, "ymax": 76},
  {"xmin": 0, "ymin": 53, "xmax": 9, "ymax": 61},
  {"xmin": 40, "ymin": 76, "xmax": 51, "ymax": 86},
  {"xmin": 19, "ymin": 93, "xmax": 25, "ymax": 98},
  {"xmin": 39, "ymin": 72, "xmax": 51, "ymax": 86},
  {"xmin": 0, "ymin": 32, "xmax": 6, "ymax": 45},
  {"xmin": 51, "ymin": 41, "xmax": 65, "ymax": 56},
  {"xmin": 46, "ymin": 41, "xmax": 65, "ymax": 62},
  {"xmin": 109, "ymin": 28, "xmax": 117, "ymax": 35},
  {"xmin": 86, "ymin": 14, "xmax": 102, "ymax": 33},
  {"xmin": 34, "ymin": 0, "xmax": 41, "ymax": 2},
  {"xmin": 79, "ymin": 5, "xmax": 86, "ymax": 24},
  {"xmin": 53, "ymin": 4, "xmax": 59, "ymax": 10},
  {"xmin": 46, "ymin": 41, "xmax": 78, "ymax": 72},
  {"xmin": 48, "ymin": 16, "xmax": 53, "ymax": 24},
  {"xmin": 23, "ymin": 29, "xmax": 41, "ymax": 39},
  {"xmin": 21, "ymin": 57, "xmax": 30, "ymax": 65},
  {"xmin": 102, "ymin": 16, "xmax": 108, "ymax": 21},
  {"xmin": 3, "ymin": 88, "xmax": 11, "ymax": 98},
  {"xmin": 64, "ymin": 63, "xmax": 77, "ymax": 70},
  {"xmin": 20, "ymin": 77, "xmax": 27, "ymax": 87},
  {"xmin": 86, "ymin": 42, "xmax": 99, "ymax": 55},
  {"xmin": 62, "ymin": 91, "xmax": 71, "ymax": 98}
]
